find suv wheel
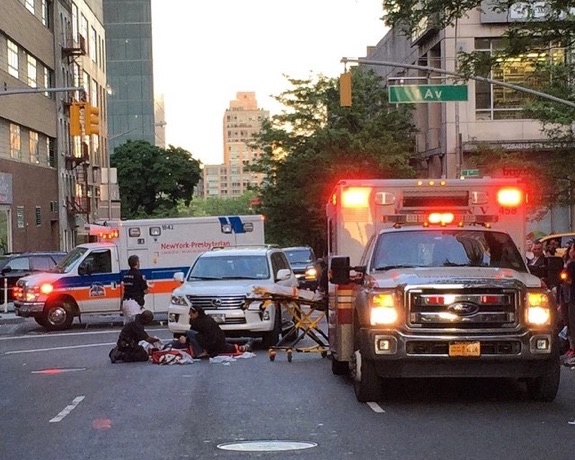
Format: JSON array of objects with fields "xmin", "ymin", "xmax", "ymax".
[{"xmin": 261, "ymin": 306, "xmax": 281, "ymax": 348}]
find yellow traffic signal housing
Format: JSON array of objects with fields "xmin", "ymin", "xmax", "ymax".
[
  {"xmin": 69, "ymin": 102, "xmax": 86, "ymax": 136},
  {"xmin": 340, "ymin": 71, "xmax": 352, "ymax": 107},
  {"xmin": 87, "ymin": 104, "xmax": 100, "ymax": 136}
]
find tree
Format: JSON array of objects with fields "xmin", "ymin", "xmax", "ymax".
[
  {"xmin": 381, "ymin": 0, "xmax": 575, "ymax": 210},
  {"xmin": 249, "ymin": 68, "xmax": 417, "ymax": 255},
  {"xmin": 178, "ymin": 191, "xmax": 258, "ymax": 216},
  {"xmin": 111, "ymin": 140, "xmax": 202, "ymax": 218}
]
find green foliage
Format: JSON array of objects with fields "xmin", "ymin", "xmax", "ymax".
[
  {"xmin": 111, "ymin": 140, "xmax": 202, "ymax": 219},
  {"xmin": 178, "ymin": 191, "xmax": 258, "ymax": 217},
  {"xmin": 248, "ymin": 69, "xmax": 417, "ymax": 255}
]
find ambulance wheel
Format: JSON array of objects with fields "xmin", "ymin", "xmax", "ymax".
[
  {"xmin": 352, "ymin": 349, "xmax": 382, "ymax": 402},
  {"xmin": 34, "ymin": 316, "xmax": 49, "ymax": 327},
  {"xmin": 43, "ymin": 302, "xmax": 74, "ymax": 331},
  {"xmin": 331, "ymin": 357, "xmax": 349, "ymax": 376},
  {"xmin": 525, "ymin": 353, "xmax": 561, "ymax": 402}
]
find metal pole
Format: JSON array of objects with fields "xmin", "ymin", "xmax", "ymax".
[
  {"xmin": 342, "ymin": 58, "xmax": 575, "ymax": 109},
  {"xmin": 0, "ymin": 86, "xmax": 85, "ymax": 96}
]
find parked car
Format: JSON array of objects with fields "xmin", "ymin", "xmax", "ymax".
[
  {"xmin": 538, "ymin": 233, "xmax": 575, "ymax": 257},
  {"xmin": 283, "ymin": 246, "xmax": 320, "ymax": 291},
  {"xmin": 0, "ymin": 252, "xmax": 67, "ymax": 304},
  {"xmin": 167, "ymin": 245, "xmax": 298, "ymax": 347}
]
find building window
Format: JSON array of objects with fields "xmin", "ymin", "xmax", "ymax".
[
  {"xmin": 89, "ymin": 27, "xmax": 97, "ymax": 62},
  {"xmin": 35, "ymin": 207, "xmax": 41, "ymax": 227},
  {"xmin": 47, "ymin": 138, "xmax": 56, "ymax": 167},
  {"xmin": 10, "ymin": 124, "xmax": 21, "ymax": 160},
  {"xmin": 42, "ymin": 0, "xmax": 48, "ymax": 26},
  {"xmin": 474, "ymin": 38, "xmax": 564, "ymax": 120},
  {"xmin": 27, "ymin": 55, "xmax": 37, "ymax": 87},
  {"xmin": 8, "ymin": 40, "xmax": 18, "ymax": 78},
  {"xmin": 25, "ymin": 0, "xmax": 34, "ymax": 14},
  {"xmin": 30, "ymin": 131, "xmax": 39, "ymax": 164},
  {"xmin": 43, "ymin": 67, "xmax": 49, "ymax": 95},
  {"xmin": 16, "ymin": 207, "xmax": 24, "ymax": 229}
]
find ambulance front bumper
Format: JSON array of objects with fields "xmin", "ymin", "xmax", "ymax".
[
  {"xmin": 14, "ymin": 301, "xmax": 45, "ymax": 317},
  {"xmin": 359, "ymin": 328, "xmax": 556, "ymax": 379}
]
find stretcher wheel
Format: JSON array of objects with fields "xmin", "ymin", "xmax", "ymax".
[
  {"xmin": 287, "ymin": 349, "xmax": 293, "ymax": 362},
  {"xmin": 321, "ymin": 351, "xmax": 328, "ymax": 358},
  {"xmin": 268, "ymin": 349, "xmax": 276, "ymax": 361}
]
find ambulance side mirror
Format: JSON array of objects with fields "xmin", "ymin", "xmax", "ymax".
[
  {"xmin": 174, "ymin": 272, "xmax": 185, "ymax": 283},
  {"xmin": 330, "ymin": 257, "xmax": 351, "ymax": 285},
  {"xmin": 276, "ymin": 268, "xmax": 291, "ymax": 281}
]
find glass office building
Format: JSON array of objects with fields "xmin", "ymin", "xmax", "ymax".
[{"xmin": 103, "ymin": 0, "xmax": 156, "ymax": 153}]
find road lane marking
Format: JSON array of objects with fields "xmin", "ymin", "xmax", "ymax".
[
  {"xmin": 49, "ymin": 396, "xmax": 85, "ymax": 423},
  {"xmin": 5, "ymin": 343, "xmax": 115, "ymax": 355},
  {"xmin": 367, "ymin": 402, "xmax": 385, "ymax": 413},
  {"xmin": 32, "ymin": 368, "xmax": 86, "ymax": 374},
  {"xmin": 0, "ymin": 327, "xmax": 166, "ymax": 341}
]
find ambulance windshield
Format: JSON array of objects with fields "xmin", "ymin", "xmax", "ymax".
[
  {"xmin": 54, "ymin": 247, "xmax": 88, "ymax": 274},
  {"xmin": 372, "ymin": 230, "xmax": 527, "ymax": 272}
]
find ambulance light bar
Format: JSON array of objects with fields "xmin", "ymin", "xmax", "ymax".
[
  {"xmin": 382, "ymin": 213, "xmax": 499, "ymax": 226},
  {"xmin": 87, "ymin": 224, "xmax": 119, "ymax": 239}
]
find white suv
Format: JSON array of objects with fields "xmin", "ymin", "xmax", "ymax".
[{"xmin": 167, "ymin": 246, "xmax": 297, "ymax": 347}]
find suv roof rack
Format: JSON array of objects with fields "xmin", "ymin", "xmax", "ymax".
[{"xmin": 209, "ymin": 244, "xmax": 278, "ymax": 251}]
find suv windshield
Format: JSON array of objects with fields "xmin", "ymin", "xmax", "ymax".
[
  {"xmin": 371, "ymin": 230, "xmax": 527, "ymax": 272},
  {"xmin": 285, "ymin": 248, "xmax": 313, "ymax": 265},
  {"xmin": 188, "ymin": 255, "xmax": 270, "ymax": 280}
]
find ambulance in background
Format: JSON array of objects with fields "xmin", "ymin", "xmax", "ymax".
[
  {"xmin": 14, "ymin": 215, "xmax": 265, "ymax": 330},
  {"xmin": 326, "ymin": 178, "xmax": 561, "ymax": 402}
]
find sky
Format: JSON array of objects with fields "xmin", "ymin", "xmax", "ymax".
[{"xmin": 151, "ymin": 0, "xmax": 389, "ymax": 165}]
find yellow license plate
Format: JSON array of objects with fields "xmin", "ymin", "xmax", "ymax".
[{"xmin": 449, "ymin": 341, "xmax": 480, "ymax": 357}]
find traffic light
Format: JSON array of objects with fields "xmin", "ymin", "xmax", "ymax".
[
  {"xmin": 69, "ymin": 102, "xmax": 86, "ymax": 136},
  {"xmin": 339, "ymin": 71, "xmax": 352, "ymax": 107},
  {"xmin": 87, "ymin": 104, "xmax": 100, "ymax": 136}
]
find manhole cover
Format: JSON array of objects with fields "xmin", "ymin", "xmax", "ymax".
[{"xmin": 217, "ymin": 440, "xmax": 317, "ymax": 452}]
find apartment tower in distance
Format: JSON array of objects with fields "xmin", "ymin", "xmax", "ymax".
[{"xmin": 202, "ymin": 92, "xmax": 268, "ymax": 197}]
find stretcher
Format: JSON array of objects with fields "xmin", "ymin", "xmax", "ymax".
[{"xmin": 247, "ymin": 285, "xmax": 329, "ymax": 362}]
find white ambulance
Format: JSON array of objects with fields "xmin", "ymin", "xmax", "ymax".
[
  {"xmin": 14, "ymin": 215, "xmax": 265, "ymax": 330},
  {"xmin": 326, "ymin": 178, "xmax": 561, "ymax": 402}
]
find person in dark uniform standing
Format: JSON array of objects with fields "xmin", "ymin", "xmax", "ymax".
[
  {"xmin": 121, "ymin": 254, "xmax": 149, "ymax": 325},
  {"xmin": 109, "ymin": 310, "xmax": 161, "ymax": 363}
]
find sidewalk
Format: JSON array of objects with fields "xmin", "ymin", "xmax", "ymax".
[{"xmin": 0, "ymin": 303, "xmax": 25, "ymax": 325}]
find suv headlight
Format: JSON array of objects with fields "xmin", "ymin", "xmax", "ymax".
[
  {"xmin": 526, "ymin": 291, "xmax": 551, "ymax": 326},
  {"xmin": 170, "ymin": 295, "xmax": 189, "ymax": 306},
  {"xmin": 369, "ymin": 292, "xmax": 399, "ymax": 325}
]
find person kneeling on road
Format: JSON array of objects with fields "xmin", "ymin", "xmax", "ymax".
[
  {"xmin": 109, "ymin": 310, "xmax": 161, "ymax": 363},
  {"xmin": 169, "ymin": 306, "xmax": 253, "ymax": 358}
]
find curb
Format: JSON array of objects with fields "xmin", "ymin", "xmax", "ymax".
[{"xmin": 0, "ymin": 313, "xmax": 25, "ymax": 325}]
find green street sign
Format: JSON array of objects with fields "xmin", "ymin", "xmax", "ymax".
[
  {"xmin": 461, "ymin": 169, "xmax": 480, "ymax": 177},
  {"xmin": 388, "ymin": 84, "xmax": 468, "ymax": 103}
]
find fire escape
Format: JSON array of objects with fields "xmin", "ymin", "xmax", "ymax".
[{"xmin": 62, "ymin": 36, "xmax": 90, "ymax": 221}]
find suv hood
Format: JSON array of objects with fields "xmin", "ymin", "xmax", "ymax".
[
  {"xmin": 369, "ymin": 267, "xmax": 543, "ymax": 290},
  {"xmin": 174, "ymin": 279, "xmax": 269, "ymax": 297}
]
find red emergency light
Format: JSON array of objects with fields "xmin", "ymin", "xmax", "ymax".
[
  {"xmin": 497, "ymin": 187, "xmax": 523, "ymax": 207},
  {"xmin": 341, "ymin": 187, "xmax": 371, "ymax": 208}
]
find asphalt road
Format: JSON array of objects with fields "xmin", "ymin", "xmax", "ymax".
[{"xmin": 2, "ymin": 318, "xmax": 575, "ymax": 460}]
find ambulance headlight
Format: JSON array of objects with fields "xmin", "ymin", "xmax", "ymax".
[
  {"xmin": 526, "ymin": 291, "xmax": 551, "ymax": 326},
  {"xmin": 40, "ymin": 283, "xmax": 54, "ymax": 295},
  {"xmin": 170, "ymin": 295, "xmax": 188, "ymax": 306},
  {"xmin": 369, "ymin": 292, "xmax": 399, "ymax": 325}
]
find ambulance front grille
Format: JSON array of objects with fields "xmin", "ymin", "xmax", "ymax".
[
  {"xmin": 407, "ymin": 288, "xmax": 518, "ymax": 330},
  {"xmin": 185, "ymin": 295, "xmax": 246, "ymax": 310}
]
